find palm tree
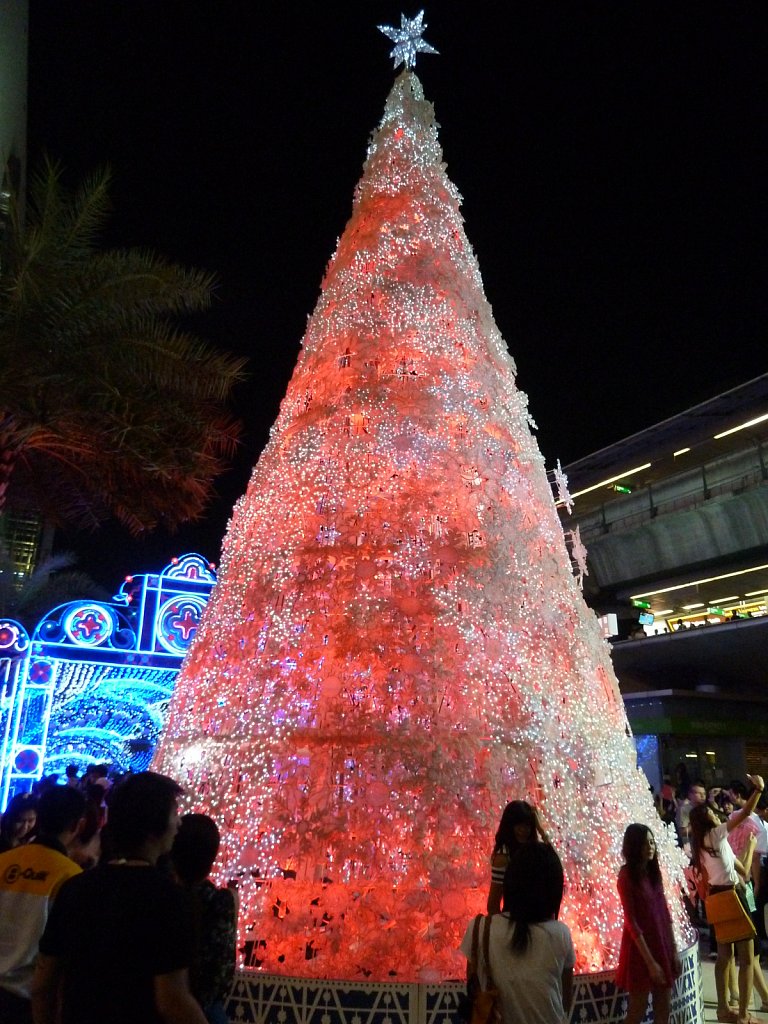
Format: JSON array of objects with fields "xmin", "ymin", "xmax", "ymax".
[{"xmin": 0, "ymin": 160, "xmax": 246, "ymax": 534}]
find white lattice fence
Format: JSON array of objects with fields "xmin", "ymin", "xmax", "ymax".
[{"xmin": 226, "ymin": 940, "xmax": 701, "ymax": 1024}]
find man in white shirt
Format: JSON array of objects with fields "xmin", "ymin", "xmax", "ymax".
[{"xmin": 676, "ymin": 781, "xmax": 706, "ymax": 848}]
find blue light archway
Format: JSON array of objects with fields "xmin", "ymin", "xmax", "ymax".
[{"xmin": 1, "ymin": 553, "xmax": 216, "ymax": 807}]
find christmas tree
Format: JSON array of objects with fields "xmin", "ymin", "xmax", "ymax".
[{"xmin": 154, "ymin": 19, "xmax": 691, "ymax": 982}]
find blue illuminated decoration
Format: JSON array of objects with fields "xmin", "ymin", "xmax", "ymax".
[
  {"xmin": 0, "ymin": 554, "xmax": 216, "ymax": 808},
  {"xmin": 156, "ymin": 595, "xmax": 208, "ymax": 655},
  {"xmin": 0, "ymin": 620, "xmax": 32, "ymax": 809},
  {"xmin": 0, "ymin": 621, "xmax": 29, "ymax": 654},
  {"xmin": 63, "ymin": 604, "xmax": 115, "ymax": 646},
  {"xmin": 157, "ymin": 552, "xmax": 215, "ymax": 585},
  {"xmin": 634, "ymin": 733, "xmax": 661, "ymax": 794},
  {"xmin": 39, "ymin": 605, "xmax": 134, "ymax": 651}
]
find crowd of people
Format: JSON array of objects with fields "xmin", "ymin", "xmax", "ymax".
[
  {"xmin": 2, "ymin": 764, "xmax": 764, "ymax": 1024},
  {"xmin": 673, "ymin": 774, "xmax": 768, "ymax": 1024},
  {"xmin": 461, "ymin": 773, "xmax": 768, "ymax": 1024},
  {"xmin": 460, "ymin": 798, "xmax": 682, "ymax": 1024},
  {"xmin": 0, "ymin": 769, "xmax": 236, "ymax": 1024},
  {"xmin": 622, "ymin": 610, "xmax": 755, "ymax": 641}
]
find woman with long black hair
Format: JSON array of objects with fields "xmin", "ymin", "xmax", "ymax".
[
  {"xmin": 487, "ymin": 800, "xmax": 549, "ymax": 914},
  {"xmin": 615, "ymin": 824, "xmax": 680, "ymax": 1024},
  {"xmin": 462, "ymin": 843, "xmax": 575, "ymax": 1024}
]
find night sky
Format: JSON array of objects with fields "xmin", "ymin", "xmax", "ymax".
[{"xmin": 27, "ymin": 2, "xmax": 768, "ymax": 585}]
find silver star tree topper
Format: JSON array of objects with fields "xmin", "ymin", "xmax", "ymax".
[{"xmin": 378, "ymin": 11, "xmax": 438, "ymax": 70}]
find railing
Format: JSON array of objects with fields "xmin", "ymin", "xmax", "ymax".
[{"xmin": 576, "ymin": 450, "xmax": 767, "ymax": 542}]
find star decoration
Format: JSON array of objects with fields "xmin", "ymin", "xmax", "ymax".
[{"xmin": 378, "ymin": 11, "xmax": 438, "ymax": 70}]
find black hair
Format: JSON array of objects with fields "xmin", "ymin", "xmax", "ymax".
[
  {"xmin": 107, "ymin": 772, "xmax": 183, "ymax": 856},
  {"xmin": 502, "ymin": 843, "xmax": 564, "ymax": 954},
  {"xmin": 621, "ymin": 823, "xmax": 662, "ymax": 888},
  {"xmin": 494, "ymin": 800, "xmax": 540, "ymax": 855},
  {"xmin": 171, "ymin": 813, "xmax": 221, "ymax": 884},
  {"xmin": 37, "ymin": 786, "xmax": 86, "ymax": 838},
  {"xmin": 729, "ymin": 780, "xmax": 749, "ymax": 800},
  {"xmin": 0, "ymin": 792, "xmax": 38, "ymax": 843},
  {"xmin": 689, "ymin": 803, "xmax": 718, "ymax": 868},
  {"xmin": 65, "ymin": 764, "xmax": 79, "ymax": 778},
  {"xmin": 715, "ymin": 792, "xmax": 733, "ymax": 816}
]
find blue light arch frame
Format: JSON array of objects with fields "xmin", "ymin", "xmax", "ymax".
[
  {"xmin": 0, "ymin": 619, "xmax": 32, "ymax": 809},
  {"xmin": 1, "ymin": 553, "xmax": 216, "ymax": 807}
]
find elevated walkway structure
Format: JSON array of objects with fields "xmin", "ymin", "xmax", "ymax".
[
  {"xmin": 560, "ymin": 374, "xmax": 768, "ymax": 784},
  {"xmin": 563, "ymin": 372, "xmax": 768, "ymax": 619}
]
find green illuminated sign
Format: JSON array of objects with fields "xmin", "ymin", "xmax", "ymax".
[{"xmin": 632, "ymin": 599, "xmax": 651, "ymax": 609}]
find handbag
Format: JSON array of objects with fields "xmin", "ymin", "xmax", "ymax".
[
  {"xmin": 462, "ymin": 915, "xmax": 501, "ymax": 1024},
  {"xmin": 705, "ymin": 887, "xmax": 756, "ymax": 944}
]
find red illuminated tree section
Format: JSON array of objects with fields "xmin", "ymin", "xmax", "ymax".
[{"xmin": 154, "ymin": 71, "xmax": 691, "ymax": 981}]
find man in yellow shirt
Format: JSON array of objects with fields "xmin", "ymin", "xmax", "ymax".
[{"xmin": 0, "ymin": 786, "xmax": 85, "ymax": 1024}]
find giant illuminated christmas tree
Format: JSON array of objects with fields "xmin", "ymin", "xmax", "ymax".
[{"xmin": 154, "ymin": 15, "xmax": 692, "ymax": 983}]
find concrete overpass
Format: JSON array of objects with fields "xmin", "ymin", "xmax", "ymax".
[{"xmin": 560, "ymin": 374, "xmax": 768, "ymax": 784}]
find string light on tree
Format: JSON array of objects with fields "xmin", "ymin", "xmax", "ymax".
[{"xmin": 153, "ymin": 17, "xmax": 692, "ymax": 983}]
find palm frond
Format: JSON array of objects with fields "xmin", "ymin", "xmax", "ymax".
[
  {"xmin": 0, "ymin": 158, "xmax": 247, "ymax": 533},
  {"xmin": 61, "ymin": 164, "xmax": 113, "ymax": 257}
]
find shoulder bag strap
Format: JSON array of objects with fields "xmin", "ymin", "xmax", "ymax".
[
  {"xmin": 470, "ymin": 913, "xmax": 483, "ymax": 966},
  {"xmin": 482, "ymin": 914, "xmax": 496, "ymax": 991}
]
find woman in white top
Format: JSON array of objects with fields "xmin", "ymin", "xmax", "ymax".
[
  {"xmin": 690, "ymin": 773, "xmax": 765, "ymax": 1024},
  {"xmin": 462, "ymin": 842, "xmax": 575, "ymax": 1024}
]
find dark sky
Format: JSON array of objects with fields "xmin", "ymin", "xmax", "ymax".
[{"xmin": 27, "ymin": 2, "xmax": 768, "ymax": 585}]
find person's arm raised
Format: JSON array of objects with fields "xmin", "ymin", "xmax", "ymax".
[{"xmin": 725, "ymin": 774, "xmax": 764, "ymax": 832}]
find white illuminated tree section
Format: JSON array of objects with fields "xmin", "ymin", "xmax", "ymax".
[{"xmin": 154, "ymin": 70, "xmax": 692, "ymax": 982}]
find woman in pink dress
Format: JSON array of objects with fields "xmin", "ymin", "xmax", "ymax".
[{"xmin": 616, "ymin": 824, "xmax": 680, "ymax": 1024}]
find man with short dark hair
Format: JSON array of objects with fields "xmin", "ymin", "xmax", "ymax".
[
  {"xmin": 728, "ymin": 778, "xmax": 768, "ymax": 874},
  {"xmin": 675, "ymin": 779, "xmax": 706, "ymax": 847},
  {"xmin": 171, "ymin": 814, "xmax": 237, "ymax": 1022},
  {"xmin": 0, "ymin": 786, "xmax": 85, "ymax": 1024},
  {"xmin": 32, "ymin": 772, "xmax": 207, "ymax": 1024}
]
